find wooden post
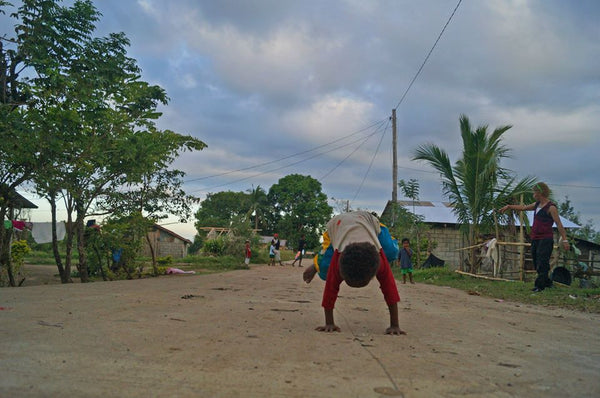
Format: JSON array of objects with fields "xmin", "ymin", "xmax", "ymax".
[
  {"xmin": 519, "ymin": 194, "xmax": 525, "ymax": 281},
  {"xmin": 391, "ymin": 109, "xmax": 397, "ymax": 226}
]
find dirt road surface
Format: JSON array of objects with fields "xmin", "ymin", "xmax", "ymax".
[{"xmin": 1, "ymin": 264, "xmax": 599, "ymax": 397}]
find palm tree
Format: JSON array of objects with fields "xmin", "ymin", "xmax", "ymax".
[
  {"xmin": 412, "ymin": 115, "xmax": 536, "ymax": 272},
  {"xmin": 246, "ymin": 185, "xmax": 268, "ymax": 232}
]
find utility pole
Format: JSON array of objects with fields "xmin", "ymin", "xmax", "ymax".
[{"xmin": 391, "ymin": 109, "xmax": 398, "ymax": 225}]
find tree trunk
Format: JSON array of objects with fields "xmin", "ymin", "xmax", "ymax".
[
  {"xmin": 49, "ymin": 193, "xmax": 70, "ymax": 283},
  {"xmin": 0, "ymin": 206, "xmax": 15, "ymax": 287},
  {"xmin": 146, "ymin": 232, "xmax": 158, "ymax": 276},
  {"xmin": 75, "ymin": 203, "xmax": 89, "ymax": 283}
]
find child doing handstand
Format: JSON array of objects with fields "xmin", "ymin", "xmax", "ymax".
[{"xmin": 303, "ymin": 211, "xmax": 406, "ymax": 335}]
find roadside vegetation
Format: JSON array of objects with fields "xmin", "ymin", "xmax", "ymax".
[
  {"xmin": 402, "ymin": 266, "xmax": 600, "ymax": 313},
  {"xmin": 23, "ymin": 245, "xmax": 600, "ymax": 314}
]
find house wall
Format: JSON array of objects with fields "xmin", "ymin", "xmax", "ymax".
[
  {"xmin": 422, "ymin": 224, "xmax": 466, "ymax": 268},
  {"xmin": 141, "ymin": 229, "xmax": 188, "ymax": 259}
]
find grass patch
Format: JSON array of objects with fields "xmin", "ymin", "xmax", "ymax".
[
  {"xmin": 178, "ymin": 255, "xmax": 251, "ymax": 272},
  {"xmin": 25, "ymin": 250, "xmax": 59, "ymax": 265},
  {"xmin": 399, "ymin": 267, "xmax": 600, "ymax": 313},
  {"xmin": 178, "ymin": 249, "xmax": 296, "ymax": 272}
]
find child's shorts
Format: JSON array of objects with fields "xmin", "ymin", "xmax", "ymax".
[
  {"xmin": 401, "ymin": 267, "xmax": 413, "ymax": 275},
  {"xmin": 269, "ymin": 254, "xmax": 275, "ymax": 259}
]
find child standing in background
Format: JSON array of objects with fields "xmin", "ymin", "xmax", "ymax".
[
  {"xmin": 269, "ymin": 242, "xmax": 276, "ymax": 266},
  {"xmin": 244, "ymin": 240, "xmax": 251, "ymax": 267},
  {"xmin": 399, "ymin": 238, "xmax": 414, "ymax": 284}
]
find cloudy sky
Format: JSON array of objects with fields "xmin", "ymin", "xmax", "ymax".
[{"xmin": 3, "ymin": 0, "xmax": 599, "ymax": 240}]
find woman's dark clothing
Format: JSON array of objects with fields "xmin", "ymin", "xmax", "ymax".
[{"xmin": 531, "ymin": 201, "xmax": 556, "ymax": 290}]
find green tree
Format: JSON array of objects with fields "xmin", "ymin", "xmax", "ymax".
[
  {"xmin": 194, "ymin": 191, "xmax": 250, "ymax": 229},
  {"xmin": 0, "ymin": 0, "xmax": 99, "ymax": 285},
  {"xmin": 558, "ymin": 196, "xmax": 600, "ymax": 244},
  {"xmin": 2, "ymin": 0, "xmax": 205, "ymax": 283},
  {"xmin": 266, "ymin": 174, "xmax": 332, "ymax": 250},
  {"xmin": 104, "ymin": 167, "xmax": 204, "ymax": 275},
  {"xmin": 413, "ymin": 115, "xmax": 537, "ymax": 272}
]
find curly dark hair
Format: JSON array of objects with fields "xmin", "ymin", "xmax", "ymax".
[{"xmin": 339, "ymin": 242, "xmax": 380, "ymax": 287}]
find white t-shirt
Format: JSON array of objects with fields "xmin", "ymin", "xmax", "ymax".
[{"xmin": 326, "ymin": 211, "xmax": 381, "ymax": 252}]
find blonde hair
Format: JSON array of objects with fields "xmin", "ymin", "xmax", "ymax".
[{"xmin": 533, "ymin": 182, "xmax": 551, "ymax": 198}]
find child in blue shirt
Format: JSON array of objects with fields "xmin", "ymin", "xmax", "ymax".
[
  {"xmin": 399, "ymin": 238, "xmax": 414, "ymax": 284},
  {"xmin": 269, "ymin": 243, "xmax": 276, "ymax": 266}
]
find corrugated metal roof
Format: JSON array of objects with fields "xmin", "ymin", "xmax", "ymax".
[{"xmin": 397, "ymin": 201, "xmax": 580, "ymax": 228}]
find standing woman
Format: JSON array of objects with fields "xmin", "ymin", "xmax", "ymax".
[{"xmin": 500, "ymin": 182, "xmax": 570, "ymax": 292}]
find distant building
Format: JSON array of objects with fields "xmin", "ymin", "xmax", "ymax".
[
  {"xmin": 4, "ymin": 189, "xmax": 38, "ymax": 218},
  {"xmin": 141, "ymin": 224, "xmax": 192, "ymax": 259}
]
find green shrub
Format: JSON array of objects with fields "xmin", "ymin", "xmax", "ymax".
[
  {"xmin": 203, "ymin": 238, "xmax": 226, "ymax": 255},
  {"xmin": 11, "ymin": 240, "xmax": 31, "ymax": 268},
  {"xmin": 11, "ymin": 240, "xmax": 31, "ymax": 276},
  {"xmin": 157, "ymin": 256, "xmax": 173, "ymax": 267},
  {"xmin": 156, "ymin": 266, "xmax": 168, "ymax": 275}
]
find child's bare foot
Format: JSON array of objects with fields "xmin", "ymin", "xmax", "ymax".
[{"xmin": 303, "ymin": 264, "xmax": 317, "ymax": 283}]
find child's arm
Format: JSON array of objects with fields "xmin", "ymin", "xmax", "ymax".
[
  {"xmin": 385, "ymin": 303, "xmax": 406, "ymax": 335},
  {"xmin": 315, "ymin": 308, "xmax": 340, "ymax": 332}
]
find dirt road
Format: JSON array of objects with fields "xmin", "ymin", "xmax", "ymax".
[{"xmin": 1, "ymin": 264, "xmax": 599, "ymax": 397}]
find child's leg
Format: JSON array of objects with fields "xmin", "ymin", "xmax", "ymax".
[
  {"xmin": 402, "ymin": 273, "xmax": 406, "ymax": 284},
  {"xmin": 409, "ymin": 271, "xmax": 414, "ymax": 284}
]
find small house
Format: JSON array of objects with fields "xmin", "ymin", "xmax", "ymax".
[{"xmin": 141, "ymin": 224, "xmax": 192, "ymax": 259}]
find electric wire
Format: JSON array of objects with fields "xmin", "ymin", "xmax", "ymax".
[
  {"xmin": 183, "ymin": 0, "xmax": 464, "ymax": 202},
  {"xmin": 188, "ymin": 125, "xmax": 386, "ymax": 194},
  {"xmin": 394, "ymin": 0, "xmax": 462, "ymax": 111},
  {"xmin": 183, "ymin": 118, "xmax": 388, "ymax": 184},
  {"xmin": 353, "ymin": 120, "xmax": 391, "ymax": 201},
  {"xmin": 319, "ymin": 120, "xmax": 389, "ymax": 181}
]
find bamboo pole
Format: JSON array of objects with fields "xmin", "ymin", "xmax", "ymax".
[
  {"xmin": 497, "ymin": 241, "xmax": 530, "ymax": 247},
  {"xmin": 454, "ymin": 270, "xmax": 514, "ymax": 282},
  {"xmin": 456, "ymin": 241, "xmax": 530, "ymax": 249},
  {"xmin": 455, "ymin": 242, "xmax": 486, "ymax": 251}
]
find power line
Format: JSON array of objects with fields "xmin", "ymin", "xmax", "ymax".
[
  {"xmin": 188, "ymin": 124, "xmax": 386, "ymax": 194},
  {"xmin": 183, "ymin": 118, "xmax": 387, "ymax": 184},
  {"xmin": 319, "ymin": 121, "xmax": 388, "ymax": 181},
  {"xmin": 394, "ymin": 0, "xmax": 462, "ymax": 111},
  {"xmin": 183, "ymin": 1, "xmax": 464, "ymax": 202},
  {"xmin": 549, "ymin": 183, "xmax": 600, "ymax": 190},
  {"xmin": 353, "ymin": 121, "xmax": 391, "ymax": 201}
]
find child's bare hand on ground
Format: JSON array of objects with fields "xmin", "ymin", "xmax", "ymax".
[
  {"xmin": 316, "ymin": 324, "xmax": 341, "ymax": 332},
  {"xmin": 385, "ymin": 326, "xmax": 407, "ymax": 335}
]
